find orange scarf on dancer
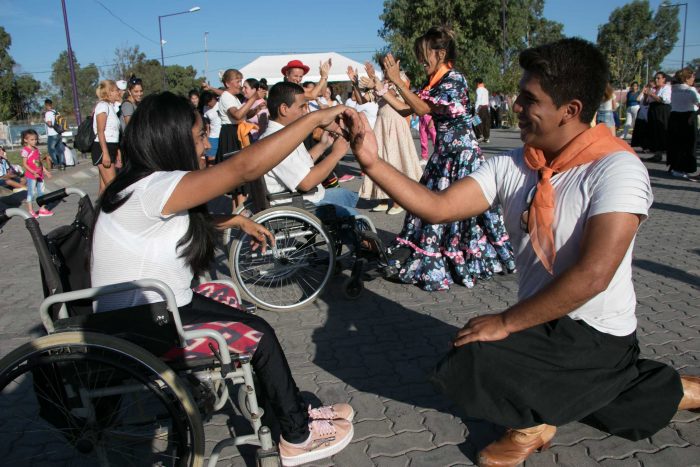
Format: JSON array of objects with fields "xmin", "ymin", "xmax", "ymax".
[
  {"xmin": 523, "ymin": 124, "xmax": 636, "ymax": 274},
  {"xmin": 423, "ymin": 62, "xmax": 453, "ymax": 91}
]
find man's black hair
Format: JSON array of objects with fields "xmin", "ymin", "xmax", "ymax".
[
  {"xmin": 268, "ymin": 82, "xmax": 304, "ymax": 120},
  {"xmin": 475, "ymin": 78, "xmax": 484, "ymax": 84},
  {"xmin": 301, "ymin": 81, "xmax": 315, "ymax": 89},
  {"xmin": 44, "ymin": 98, "xmax": 53, "ymax": 105},
  {"xmin": 519, "ymin": 38, "xmax": 608, "ymax": 124}
]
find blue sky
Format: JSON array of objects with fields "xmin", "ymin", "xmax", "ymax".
[{"xmin": 3, "ymin": 0, "xmax": 699, "ymax": 86}]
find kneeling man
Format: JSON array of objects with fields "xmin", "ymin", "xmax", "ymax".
[
  {"xmin": 260, "ymin": 81, "xmax": 358, "ymax": 217},
  {"xmin": 350, "ymin": 38, "xmax": 700, "ymax": 466}
]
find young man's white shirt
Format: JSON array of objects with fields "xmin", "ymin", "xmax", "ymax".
[
  {"xmin": 45, "ymin": 110, "xmax": 58, "ymax": 136},
  {"xmin": 475, "ymin": 86, "xmax": 489, "ymax": 107},
  {"xmin": 468, "ymin": 148, "xmax": 652, "ymax": 336},
  {"xmin": 259, "ymin": 120, "xmax": 325, "ymax": 205}
]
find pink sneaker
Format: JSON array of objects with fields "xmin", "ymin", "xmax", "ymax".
[
  {"xmin": 38, "ymin": 207, "xmax": 54, "ymax": 217},
  {"xmin": 338, "ymin": 174, "xmax": 355, "ymax": 183},
  {"xmin": 308, "ymin": 403, "xmax": 354, "ymax": 422},
  {"xmin": 28, "ymin": 209, "xmax": 39, "ymax": 219},
  {"xmin": 279, "ymin": 419, "xmax": 353, "ymax": 466}
]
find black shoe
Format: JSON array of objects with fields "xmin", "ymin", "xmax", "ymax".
[{"xmin": 642, "ymin": 154, "xmax": 663, "ymax": 163}]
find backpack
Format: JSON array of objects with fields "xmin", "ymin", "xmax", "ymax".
[
  {"xmin": 73, "ymin": 116, "xmax": 95, "ymax": 153},
  {"xmin": 51, "ymin": 110, "xmax": 68, "ymax": 134}
]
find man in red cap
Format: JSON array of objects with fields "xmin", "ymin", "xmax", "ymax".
[{"xmin": 282, "ymin": 58, "xmax": 332, "ymax": 101}]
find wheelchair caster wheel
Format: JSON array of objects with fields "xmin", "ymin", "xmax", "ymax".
[
  {"xmin": 342, "ymin": 276, "xmax": 364, "ymax": 300},
  {"xmin": 334, "ymin": 261, "xmax": 344, "ymax": 276}
]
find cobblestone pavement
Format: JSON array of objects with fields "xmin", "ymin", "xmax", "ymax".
[{"xmin": 1, "ymin": 129, "xmax": 698, "ymax": 466}]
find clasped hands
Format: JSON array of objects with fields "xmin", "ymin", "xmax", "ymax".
[{"xmin": 313, "ymin": 105, "xmax": 379, "ymax": 171}]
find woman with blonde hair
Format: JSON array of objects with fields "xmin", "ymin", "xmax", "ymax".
[
  {"xmin": 92, "ymin": 79, "xmax": 122, "ymax": 194},
  {"xmin": 215, "ymin": 69, "xmax": 259, "ymax": 162}
]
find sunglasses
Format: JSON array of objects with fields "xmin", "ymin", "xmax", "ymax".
[{"xmin": 520, "ymin": 184, "xmax": 537, "ymax": 233}]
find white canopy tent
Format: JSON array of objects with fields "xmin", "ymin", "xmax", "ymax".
[{"xmin": 239, "ymin": 52, "xmax": 381, "ymax": 85}]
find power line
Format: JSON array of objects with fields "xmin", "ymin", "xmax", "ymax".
[{"xmin": 93, "ymin": 0, "xmax": 158, "ymax": 45}]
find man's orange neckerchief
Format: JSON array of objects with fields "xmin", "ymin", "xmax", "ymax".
[{"xmin": 523, "ymin": 124, "xmax": 636, "ymax": 274}]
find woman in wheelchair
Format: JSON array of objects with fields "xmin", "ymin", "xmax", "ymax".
[{"xmin": 91, "ymin": 92, "xmax": 354, "ymax": 466}]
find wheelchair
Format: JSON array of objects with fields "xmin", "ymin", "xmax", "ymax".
[
  {"xmin": 227, "ymin": 178, "xmax": 389, "ymax": 312},
  {"xmin": 0, "ymin": 188, "xmax": 280, "ymax": 466}
]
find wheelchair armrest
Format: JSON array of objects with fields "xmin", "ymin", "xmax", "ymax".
[{"xmin": 266, "ymin": 186, "xmax": 318, "ymax": 202}]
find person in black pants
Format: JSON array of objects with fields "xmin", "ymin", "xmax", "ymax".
[{"xmin": 91, "ymin": 92, "xmax": 355, "ymax": 466}]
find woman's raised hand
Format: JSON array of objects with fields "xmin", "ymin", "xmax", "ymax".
[
  {"xmin": 342, "ymin": 109, "xmax": 378, "ymax": 170},
  {"xmin": 346, "ymin": 66, "xmax": 358, "ymax": 84},
  {"xmin": 320, "ymin": 58, "xmax": 332, "ymax": 80},
  {"xmin": 315, "ymin": 105, "xmax": 349, "ymax": 131},
  {"xmin": 364, "ymin": 62, "xmax": 377, "ymax": 80},
  {"xmin": 382, "ymin": 53, "xmax": 402, "ymax": 85}
]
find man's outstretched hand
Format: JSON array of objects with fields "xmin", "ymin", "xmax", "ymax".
[{"xmin": 341, "ymin": 109, "xmax": 378, "ymax": 171}]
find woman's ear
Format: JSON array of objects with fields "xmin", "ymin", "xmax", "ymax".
[{"xmin": 438, "ymin": 49, "xmax": 447, "ymax": 63}]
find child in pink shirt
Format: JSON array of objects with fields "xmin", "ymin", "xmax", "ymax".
[{"xmin": 21, "ymin": 129, "xmax": 53, "ymax": 218}]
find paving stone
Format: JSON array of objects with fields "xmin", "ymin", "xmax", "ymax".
[
  {"xmin": 366, "ymin": 431, "xmax": 435, "ymax": 457},
  {"xmin": 648, "ymin": 425, "xmax": 691, "ymax": 449},
  {"xmin": 585, "ymin": 436, "xmax": 655, "ymax": 461},
  {"xmin": 327, "ymin": 441, "xmax": 374, "ymax": 467},
  {"xmin": 634, "ymin": 445, "xmax": 700, "ymax": 466},
  {"xmin": 597, "ymin": 458, "xmax": 643, "ymax": 467},
  {"xmin": 383, "ymin": 400, "xmax": 426, "ymax": 433},
  {"xmin": 551, "ymin": 423, "xmax": 609, "ymax": 446},
  {"xmin": 547, "ymin": 445, "xmax": 600, "ymax": 467},
  {"xmin": 371, "ymin": 455, "xmax": 410, "ymax": 467},
  {"xmin": 350, "ymin": 392, "xmax": 390, "ymax": 421},
  {"xmin": 354, "ymin": 419, "xmax": 395, "ymax": 441},
  {"xmin": 674, "ymin": 419, "xmax": 700, "ymax": 445},
  {"xmin": 407, "ymin": 443, "xmax": 474, "ymax": 466},
  {"xmin": 422, "ymin": 410, "xmax": 467, "ymax": 446}
]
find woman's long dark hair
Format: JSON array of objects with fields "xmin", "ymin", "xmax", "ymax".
[{"xmin": 97, "ymin": 91, "xmax": 217, "ymax": 275}]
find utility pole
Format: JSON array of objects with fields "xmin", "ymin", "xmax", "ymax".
[
  {"xmin": 204, "ymin": 32, "xmax": 209, "ymax": 83},
  {"xmin": 501, "ymin": 0, "xmax": 507, "ymax": 75},
  {"xmin": 60, "ymin": 0, "xmax": 81, "ymax": 124}
]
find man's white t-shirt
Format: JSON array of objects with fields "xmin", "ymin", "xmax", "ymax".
[
  {"xmin": 259, "ymin": 120, "xmax": 324, "ymax": 205},
  {"xmin": 468, "ymin": 148, "xmax": 653, "ymax": 336},
  {"xmin": 91, "ymin": 171, "xmax": 193, "ymax": 311},
  {"xmin": 475, "ymin": 87, "xmax": 489, "ymax": 107},
  {"xmin": 217, "ymin": 91, "xmax": 241, "ymax": 125},
  {"xmin": 45, "ymin": 110, "xmax": 58, "ymax": 136},
  {"xmin": 93, "ymin": 101, "xmax": 120, "ymax": 143}
]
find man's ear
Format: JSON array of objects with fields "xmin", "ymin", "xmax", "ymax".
[
  {"xmin": 278, "ymin": 103, "xmax": 288, "ymax": 118},
  {"xmin": 562, "ymin": 99, "xmax": 583, "ymax": 124}
]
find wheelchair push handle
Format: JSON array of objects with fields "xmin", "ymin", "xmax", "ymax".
[
  {"xmin": 37, "ymin": 187, "xmax": 88, "ymax": 207},
  {"xmin": 0, "ymin": 207, "xmax": 34, "ymax": 223}
]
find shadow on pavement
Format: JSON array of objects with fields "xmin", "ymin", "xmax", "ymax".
[
  {"xmin": 633, "ymin": 259, "xmax": 700, "ymax": 289},
  {"xmin": 312, "ymin": 284, "xmax": 504, "ymax": 462},
  {"xmin": 650, "ymin": 202, "xmax": 700, "ymax": 217}
]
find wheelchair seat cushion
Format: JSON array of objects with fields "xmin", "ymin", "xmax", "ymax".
[
  {"xmin": 162, "ymin": 282, "xmax": 261, "ymax": 362},
  {"xmin": 193, "ymin": 281, "xmax": 242, "ymax": 310},
  {"xmin": 161, "ymin": 320, "xmax": 263, "ymax": 362}
]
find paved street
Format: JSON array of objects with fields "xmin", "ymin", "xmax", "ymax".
[{"xmin": 1, "ymin": 128, "xmax": 698, "ymax": 466}]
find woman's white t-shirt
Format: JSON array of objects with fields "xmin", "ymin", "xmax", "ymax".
[
  {"xmin": 217, "ymin": 91, "xmax": 241, "ymax": 125},
  {"xmin": 91, "ymin": 171, "xmax": 193, "ymax": 311},
  {"xmin": 93, "ymin": 101, "xmax": 121, "ymax": 143},
  {"xmin": 204, "ymin": 107, "xmax": 222, "ymax": 138}
]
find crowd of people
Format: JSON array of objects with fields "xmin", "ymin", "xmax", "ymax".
[
  {"xmin": 21, "ymin": 26, "xmax": 698, "ymax": 466},
  {"xmin": 621, "ymin": 69, "xmax": 699, "ymax": 180}
]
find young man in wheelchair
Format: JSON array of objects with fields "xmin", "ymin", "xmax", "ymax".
[
  {"xmin": 90, "ymin": 92, "xmax": 354, "ymax": 466},
  {"xmin": 260, "ymin": 81, "xmax": 359, "ymax": 218}
]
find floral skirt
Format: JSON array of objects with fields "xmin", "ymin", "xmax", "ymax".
[{"xmin": 390, "ymin": 144, "xmax": 515, "ymax": 291}]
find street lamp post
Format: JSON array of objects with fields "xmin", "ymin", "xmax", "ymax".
[
  {"xmin": 661, "ymin": 2, "xmax": 688, "ymax": 68},
  {"xmin": 60, "ymin": 0, "xmax": 81, "ymax": 124},
  {"xmin": 158, "ymin": 6, "xmax": 201, "ymax": 90}
]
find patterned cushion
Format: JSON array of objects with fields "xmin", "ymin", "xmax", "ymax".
[{"xmin": 161, "ymin": 282, "xmax": 262, "ymax": 361}]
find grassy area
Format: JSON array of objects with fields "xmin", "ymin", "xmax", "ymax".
[{"xmin": 4, "ymin": 149, "xmax": 23, "ymax": 166}]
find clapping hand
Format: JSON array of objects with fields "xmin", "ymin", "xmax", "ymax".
[
  {"xmin": 382, "ymin": 53, "xmax": 402, "ymax": 85},
  {"xmin": 320, "ymin": 58, "xmax": 332, "ymax": 80},
  {"xmin": 347, "ymin": 66, "xmax": 360, "ymax": 85},
  {"xmin": 342, "ymin": 109, "xmax": 378, "ymax": 170}
]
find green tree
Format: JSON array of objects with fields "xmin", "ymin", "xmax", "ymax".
[
  {"xmin": 0, "ymin": 26, "xmax": 43, "ymax": 121},
  {"xmin": 11, "ymin": 74, "xmax": 41, "ymax": 120},
  {"xmin": 378, "ymin": 0, "xmax": 563, "ymax": 94},
  {"xmin": 49, "ymin": 51, "xmax": 99, "ymax": 120},
  {"xmin": 110, "ymin": 45, "xmax": 201, "ymax": 96},
  {"xmin": 596, "ymin": 0, "xmax": 680, "ymax": 87}
]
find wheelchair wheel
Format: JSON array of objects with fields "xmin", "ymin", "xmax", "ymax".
[
  {"xmin": 0, "ymin": 331, "xmax": 205, "ymax": 467},
  {"xmin": 230, "ymin": 207, "xmax": 335, "ymax": 312}
]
